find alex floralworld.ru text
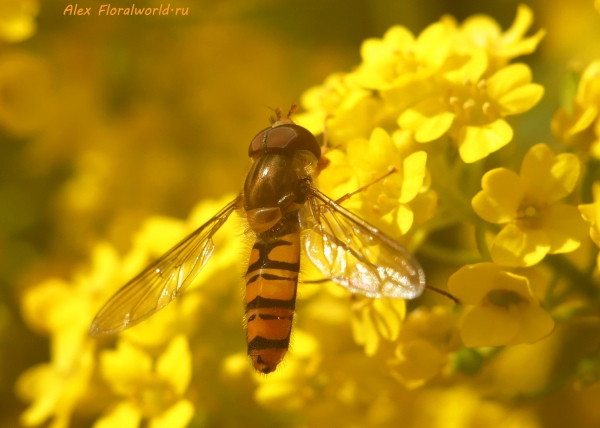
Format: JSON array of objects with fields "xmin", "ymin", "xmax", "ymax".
[{"xmin": 63, "ymin": 4, "xmax": 189, "ymax": 16}]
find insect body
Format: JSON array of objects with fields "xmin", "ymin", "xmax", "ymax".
[{"xmin": 89, "ymin": 110, "xmax": 426, "ymax": 374}]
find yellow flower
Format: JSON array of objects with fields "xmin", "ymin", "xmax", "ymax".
[
  {"xmin": 352, "ymin": 22, "xmax": 453, "ymax": 91},
  {"xmin": 294, "ymin": 73, "xmax": 380, "ymax": 144},
  {"xmin": 399, "ymin": 63, "xmax": 544, "ymax": 163},
  {"xmin": 16, "ymin": 343, "xmax": 94, "ymax": 428},
  {"xmin": 472, "ymin": 143, "xmax": 587, "ymax": 267},
  {"xmin": 323, "ymin": 127, "xmax": 428, "ymax": 236},
  {"xmin": 17, "ymin": 244, "xmax": 120, "ymax": 427},
  {"xmin": 94, "ymin": 335, "xmax": 194, "ymax": 428},
  {"xmin": 0, "ymin": 0, "xmax": 38, "ymax": 42},
  {"xmin": 579, "ymin": 182, "xmax": 600, "ymax": 247},
  {"xmin": 447, "ymin": 263, "xmax": 554, "ymax": 347},
  {"xmin": 253, "ymin": 330, "xmax": 320, "ymax": 410},
  {"xmin": 454, "ymin": 4, "xmax": 545, "ymax": 71},
  {"xmin": 411, "ymin": 386, "xmax": 542, "ymax": 428},
  {"xmin": 349, "ymin": 295, "xmax": 406, "ymax": 356},
  {"xmin": 388, "ymin": 306, "xmax": 461, "ymax": 388},
  {"xmin": 552, "ymin": 60, "xmax": 600, "ymax": 157}
]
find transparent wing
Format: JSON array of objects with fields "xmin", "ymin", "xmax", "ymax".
[
  {"xmin": 300, "ymin": 186, "xmax": 425, "ymax": 299},
  {"xmin": 89, "ymin": 196, "xmax": 241, "ymax": 337}
]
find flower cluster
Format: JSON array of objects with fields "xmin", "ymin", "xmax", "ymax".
[
  {"xmin": 8, "ymin": 2, "xmax": 600, "ymax": 428},
  {"xmin": 296, "ymin": 4, "xmax": 544, "ymax": 164}
]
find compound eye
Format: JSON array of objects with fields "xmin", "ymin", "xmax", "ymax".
[
  {"xmin": 248, "ymin": 128, "xmax": 270, "ymax": 157},
  {"xmin": 248, "ymin": 124, "xmax": 321, "ymax": 160}
]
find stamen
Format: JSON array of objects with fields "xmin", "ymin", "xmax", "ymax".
[
  {"xmin": 463, "ymin": 99, "xmax": 475, "ymax": 112},
  {"xmin": 482, "ymin": 102, "xmax": 494, "ymax": 116}
]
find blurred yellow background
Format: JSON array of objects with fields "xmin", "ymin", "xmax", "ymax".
[{"xmin": 1, "ymin": 0, "xmax": 600, "ymax": 427}]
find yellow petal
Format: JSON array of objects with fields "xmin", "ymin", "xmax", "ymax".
[
  {"xmin": 149, "ymin": 400, "xmax": 195, "ymax": 428},
  {"xmin": 20, "ymin": 279, "xmax": 71, "ymax": 332},
  {"xmin": 497, "ymin": 4, "xmax": 545, "ymax": 59},
  {"xmin": 472, "ymin": 168, "xmax": 524, "ymax": 223},
  {"xmin": 567, "ymin": 106, "xmax": 598, "ymax": 136},
  {"xmin": 254, "ymin": 381, "xmax": 303, "ymax": 410},
  {"xmin": 491, "ymin": 224, "xmax": 550, "ymax": 267},
  {"xmin": 372, "ymin": 298, "xmax": 405, "ymax": 341},
  {"xmin": 579, "ymin": 202, "xmax": 600, "ymax": 223},
  {"xmin": 460, "ymin": 306, "xmax": 520, "ymax": 347},
  {"xmin": 458, "ymin": 119, "xmax": 513, "ymax": 163},
  {"xmin": 415, "ymin": 21, "xmax": 453, "ymax": 67},
  {"xmin": 400, "ymin": 151, "xmax": 427, "ymax": 203},
  {"xmin": 392, "ymin": 339, "xmax": 445, "ymax": 385},
  {"xmin": 133, "ymin": 217, "xmax": 186, "ymax": 257},
  {"xmin": 460, "ymin": 15, "xmax": 500, "ymax": 46},
  {"xmin": 100, "ymin": 340, "xmax": 152, "ymax": 394},
  {"xmin": 156, "ymin": 334, "xmax": 192, "ymax": 396},
  {"xmin": 520, "ymin": 144, "xmax": 580, "ymax": 203},
  {"xmin": 398, "ymin": 98, "xmax": 455, "ymax": 142},
  {"xmin": 490, "ymin": 271, "xmax": 532, "ymax": 300},
  {"xmin": 350, "ymin": 302, "xmax": 385, "ymax": 356},
  {"xmin": 17, "ymin": 364, "xmax": 62, "ymax": 427},
  {"xmin": 447, "ymin": 263, "xmax": 502, "ymax": 304},
  {"xmin": 506, "ymin": 305, "xmax": 554, "ymax": 345},
  {"xmin": 503, "ymin": 4, "xmax": 534, "ymax": 43},
  {"xmin": 577, "ymin": 60, "xmax": 600, "ymax": 106},
  {"xmin": 542, "ymin": 204, "xmax": 588, "ymax": 254},
  {"xmin": 395, "ymin": 204, "xmax": 414, "ymax": 235},
  {"xmin": 487, "ymin": 63, "xmax": 533, "ymax": 99},
  {"xmin": 443, "ymin": 48, "xmax": 488, "ymax": 84},
  {"xmin": 497, "ymin": 28, "xmax": 546, "ymax": 60},
  {"xmin": 497, "ymin": 83, "xmax": 544, "ymax": 115},
  {"xmin": 415, "ymin": 112, "xmax": 455, "ymax": 142},
  {"xmin": 92, "ymin": 401, "xmax": 141, "ymax": 428}
]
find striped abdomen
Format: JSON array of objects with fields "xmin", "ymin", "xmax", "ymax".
[{"xmin": 245, "ymin": 220, "xmax": 300, "ymax": 374}]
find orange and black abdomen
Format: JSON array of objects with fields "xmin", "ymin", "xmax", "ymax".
[{"xmin": 245, "ymin": 220, "xmax": 300, "ymax": 374}]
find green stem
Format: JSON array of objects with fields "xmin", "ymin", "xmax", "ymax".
[
  {"xmin": 544, "ymin": 253, "xmax": 598, "ymax": 300},
  {"xmin": 581, "ymin": 158, "xmax": 600, "ymax": 204},
  {"xmin": 475, "ymin": 224, "xmax": 492, "ymax": 262}
]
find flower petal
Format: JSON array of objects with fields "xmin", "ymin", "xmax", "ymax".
[
  {"xmin": 100, "ymin": 340, "xmax": 152, "ymax": 394},
  {"xmin": 93, "ymin": 402, "xmax": 141, "ymax": 428},
  {"xmin": 507, "ymin": 305, "xmax": 554, "ymax": 345},
  {"xmin": 156, "ymin": 334, "xmax": 192, "ymax": 396},
  {"xmin": 400, "ymin": 151, "xmax": 428, "ymax": 203},
  {"xmin": 520, "ymin": 144, "xmax": 580, "ymax": 203},
  {"xmin": 472, "ymin": 168, "xmax": 524, "ymax": 223},
  {"xmin": 487, "ymin": 63, "xmax": 533, "ymax": 100},
  {"xmin": 567, "ymin": 106, "xmax": 598, "ymax": 136},
  {"xmin": 460, "ymin": 306, "xmax": 520, "ymax": 347},
  {"xmin": 491, "ymin": 223, "xmax": 550, "ymax": 267},
  {"xmin": 458, "ymin": 119, "xmax": 513, "ymax": 163},
  {"xmin": 447, "ymin": 263, "xmax": 502, "ymax": 304},
  {"xmin": 399, "ymin": 98, "xmax": 455, "ymax": 143},
  {"xmin": 497, "ymin": 83, "xmax": 544, "ymax": 116},
  {"xmin": 394, "ymin": 204, "xmax": 414, "ymax": 234},
  {"xmin": 149, "ymin": 400, "xmax": 195, "ymax": 428},
  {"xmin": 392, "ymin": 339, "xmax": 446, "ymax": 385},
  {"xmin": 542, "ymin": 204, "xmax": 588, "ymax": 253},
  {"xmin": 503, "ymin": 4, "xmax": 534, "ymax": 43}
]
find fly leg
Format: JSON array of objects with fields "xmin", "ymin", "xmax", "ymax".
[{"xmin": 334, "ymin": 167, "xmax": 398, "ymax": 205}]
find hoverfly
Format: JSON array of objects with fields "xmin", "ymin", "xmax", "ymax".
[{"xmin": 89, "ymin": 106, "xmax": 426, "ymax": 374}]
